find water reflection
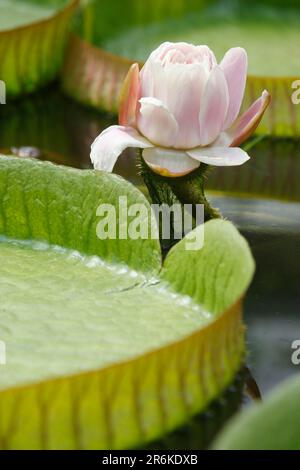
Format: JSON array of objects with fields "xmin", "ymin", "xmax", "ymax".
[
  {"xmin": 0, "ymin": 85, "xmax": 113, "ymax": 168},
  {"xmin": 210, "ymin": 196, "xmax": 300, "ymax": 395}
]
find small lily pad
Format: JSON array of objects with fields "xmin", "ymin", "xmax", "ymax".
[{"xmin": 213, "ymin": 373, "xmax": 300, "ymax": 450}]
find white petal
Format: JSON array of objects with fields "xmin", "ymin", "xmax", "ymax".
[
  {"xmin": 142, "ymin": 147, "xmax": 200, "ymax": 177},
  {"xmin": 210, "ymin": 132, "xmax": 232, "ymax": 147},
  {"xmin": 187, "ymin": 146, "xmax": 250, "ymax": 166},
  {"xmin": 90, "ymin": 125, "xmax": 153, "ymax": 172},
  {"xmin": 140, "ymin": 62, "xmax": 208, "ymax": 149},
  {"xmin": 220, "ymin": 47, "xmax": 248, "ymax": 130},
  {"xmin": 140, "ymin": 61, "xmax": 166, "ymax": 101},
  {"xmin": 137, "ymin": 97, "xmax": 179, "ymax": 147},
  {"xmin": 163, "ymin": 63, "xmax": 208, "ymax": 148},
  {"xmin": 199, "ymin": 66, "xmax": 229, "ymax": 146}
]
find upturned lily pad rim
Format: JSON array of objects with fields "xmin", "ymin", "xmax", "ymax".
[
  {"xmin": 0, "ymin": 297, "xmax": 244, "ymax": 449},
  {"xmin": 75, "ymin": 34, "xmax": 300, "ymax": 82},
  {"xmin": 0, "ymin": 296, "xmax": 243, "ymax": 396},
  {"xmin": 0, "ymin": 0, "xmax": 79, "ymax": 35}
]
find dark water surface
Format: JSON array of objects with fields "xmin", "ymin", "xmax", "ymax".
[{"xmin": 1, "ymin": 86, "xmax": 300, "ymax": 444}]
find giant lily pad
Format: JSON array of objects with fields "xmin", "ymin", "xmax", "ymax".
[
  {"xmin": 62, "ymin": 0, "xmax": 300, "ymax": 136},
  {"xmin": 213, "ymin": 373, "xmax": 300, "ymax": 450},
  {"xmin": 0, "ymin": 0, "xmax": 78, "ymax": 97},
  {"xmin": 0, "ymin": 155, "xmax": 254, "ymax": 449}
]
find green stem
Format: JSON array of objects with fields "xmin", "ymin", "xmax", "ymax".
[
  {"xmin": 139, "ymin": 152, "xmax": 222, "ymax": 221},
  {"xmin": 139, "ymin": 152, "xmax": 222, "ymax": 252}
]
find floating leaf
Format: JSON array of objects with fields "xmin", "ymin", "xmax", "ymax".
[
  {"xmin": 0, "ymin": 155, "xmax": 254, "ymax": 449},
  {"xmin": 0, "ymin": 0, "xmax": 78, "ymax": 97},
  {"xmin": 213, "ymin": 373, "xmax": 300, "ymax": 450},
  {"xmin": 62, "ymin": 0, "xmax": 300, "ymax": 136}
]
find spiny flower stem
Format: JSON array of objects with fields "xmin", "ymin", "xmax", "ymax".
[{"xmin": 139, "ymin": 152, "xmax": 222, "ymax": 222}]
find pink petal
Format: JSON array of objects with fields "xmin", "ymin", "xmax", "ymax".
[
  {"xmin": 119, "ymin": 63, "xmax": 140, "ymax": 127},
  {"xmin": 142, "ymin": 147, "xmax": 200, "ymax": 177},
  {"xmin": 140, "ymin": 60, "xmax": 161, "ymax": 98},
  {"xmin": 137, "ymin": 97, "xmax": 179, "ymax": 147},
  {"xmin": 187, "ymin": 146, "xmax": 250, "ymax": 166},
  {"xmin": 146, "ymin": 42, "xmax": 217, "ymax": 68},
  {"xmin": 147, "ymin": 42, "xmax": 175, "ymax": 62},
  {"xmin": 146, "ymin": 42, "xmax": 196, "ymax": 63},
  {"xmin": 199, "ymin": 66, "xmax": 229, "ymax": 146},
  {"xmin": 163, "ymin": 63, "xmax": 208, "ymax": 148},
  {"xmin": 90, "ymin": 126, "xmax": 153, "ymax": 172},
  {"xmin": 220, "ymin": 48, "xmax": 248, "ymax": 130},
  {"xmin": 229, "ymin": 90, "xmax": 271, "ymax": 147}
]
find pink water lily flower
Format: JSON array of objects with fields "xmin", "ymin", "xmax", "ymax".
[{"xmin": 91, "ymin": 42, "xmax": 271, "ymax": 177}]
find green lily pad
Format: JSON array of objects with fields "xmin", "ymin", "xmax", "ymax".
[
  {"xmin": 213, "ymin": 373, "xmax": 300, "ymax": 450},
  {"xmin": 0, "ymin": 155, "xmax": 254, "ymax": 449},
  {"xmin": 0, "ymin": 0, "xmax": 78, "ymax": 97},
  {"xmin": 62, "ymin": 0, "xmax": 300, "ymax": 136}
]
